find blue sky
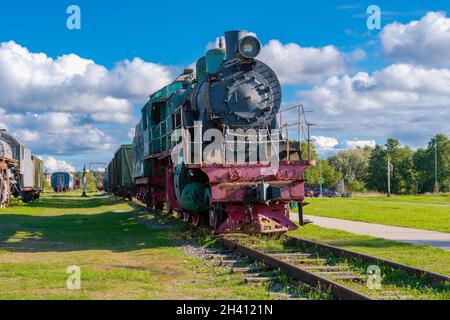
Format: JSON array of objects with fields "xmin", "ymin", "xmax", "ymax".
[
  {"xmin": 1, "ymin": 1, "xmax": 443, "ymax": 67},
  {"xmin": 0, "ymin": 1, "xmax": 449, "ymax": 170}
]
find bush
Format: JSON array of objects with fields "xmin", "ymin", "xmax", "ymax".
[
  {"xmin": 9, "ymin": 196, "xmax": 25, "ymax": 207},
  {"xmin": 347, "ymin": 180, "xmax": 365, "ymax": 192}
]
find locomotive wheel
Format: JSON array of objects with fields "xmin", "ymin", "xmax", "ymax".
[
  {"xmin": 209, "ymin": 209, "xmax": 218, "ymax": 230},
  {"xmin": 191, "ymin": 214, "xmax": 201, "ymax": 227},
  {"xmin": 209, "ymin": 203, "xmax": 226, "ymax": 231},
  {"xmin": 155, "ymin": 202, "xmax": 164, "ymax": 212},
  {"xmin": 191, "ymin": 213, "xmax": 208, "ymax": 227}
]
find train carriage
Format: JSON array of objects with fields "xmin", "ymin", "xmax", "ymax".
[
  {"xmin": 107, "ymin": 145, "xmax": 134, "ymax": 200},
  {"xmin": 51, "ymin": 172, "xmax": 74, "ymax": 192},
  {"xmin": 32, "ymin": 156, "xmax": 44, "ymax": 197},
  {"xmin": 0, "ymin": 129, "xmax": 44, "ymax": 207}
]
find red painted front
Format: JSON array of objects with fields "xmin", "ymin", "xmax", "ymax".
[
  {"xmin": 198, "ymin": 162, "xmax": 308, "ymax": 203},
  {"xmin": 193, "ymin": 161, "xmax": 310, "ymax": 234}
]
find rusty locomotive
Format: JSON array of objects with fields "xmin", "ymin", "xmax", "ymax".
[
  {"xmin": 0, "ymin": 129, "xmax": 44, "ymax": 207},
  {"xmin": 106, "ymin": 31, "xmax": 314, "ymax": 234}
]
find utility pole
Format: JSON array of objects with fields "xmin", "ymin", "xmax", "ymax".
[
  {"xmin": 387, "ymin": 157, "xmax": 392, "ymax": 197},
  {"xmin": 82, "ymin": 165, "xmax": 87, "ymax": 197}
]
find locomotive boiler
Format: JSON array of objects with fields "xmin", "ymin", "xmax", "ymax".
[{"xmin": 108, "ymin": 30, "xmax": 314, "ymax": 234}]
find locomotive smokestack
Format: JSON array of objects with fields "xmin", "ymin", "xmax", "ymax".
[{"xmin": 225, "ymin": 30, "xmax": 248, "ymax": 60}]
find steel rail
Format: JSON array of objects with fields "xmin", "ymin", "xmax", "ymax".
[
  {"xmin": 283, "ymin": 235, "xmax": 450, "ymax": 285},
  {"xmin": 221, "ymin": 238, "xmax": 373, "ymax": 300}
]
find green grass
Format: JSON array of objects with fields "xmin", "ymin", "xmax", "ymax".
[
  {"xmin": 2, "ymin": 191, "xmax": 448, "ymax": 300},
  {"xmin": 354, "ymin": 194, "xmax": 450, "ymax": 205},
  {"xmin": 0, "ymin": 192, "xmax": 270, "ymax": 300},
  {"xmin": 289, "ymin": 225, "xmax": 450, "ymax": 276},
  {"xmin": 300, "ymin": 198, "xmax": 450, "ymax": 233}
]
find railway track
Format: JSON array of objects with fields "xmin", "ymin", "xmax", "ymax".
[
  {"xmin": 137, "ymin": 201, "xmax": 449, "ymax": 300},
  {"xmin": 218, "ymin": 234, "xmax": 450, "ymax": 300}
]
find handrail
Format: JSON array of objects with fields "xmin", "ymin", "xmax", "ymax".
[{"xmin": 146, "ymin": 104, "xmax": 313, "ymax": 164}]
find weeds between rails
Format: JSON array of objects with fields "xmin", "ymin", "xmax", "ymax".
[{"xmin": 220, "ymin": 234, "xmax": 450, "ymax": 300}]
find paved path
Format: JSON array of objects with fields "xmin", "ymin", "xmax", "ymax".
[{"xmin": 290, "ymin": 213, "xmax": 450, "ymax": 251}]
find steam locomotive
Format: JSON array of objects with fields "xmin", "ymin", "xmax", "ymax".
[
  {"xmin": 0, "ymin": 129, "xmax": 44, "ymax": 207},
  {"xmin": 107, "ymin": 31, "xmax": 314, "ymax": 234}
]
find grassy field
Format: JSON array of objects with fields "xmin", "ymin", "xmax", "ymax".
[
  {"xmin": 1, "ymin": 192, "xmax": 448, "ymax": 300},
  {"xmin": 300, "ymin": 198, "xmax": 450, "ymax": 233},
  {"xmin": 353, "ymin": 194, "xmax": 450, "ymax": 205},
  {"xmin": 289, "ymin": 225, "xmax": 450, "ymax": 276},
  {"xmin": 0, "ymin": 192, "xmax": 269, "ymax": 300}
]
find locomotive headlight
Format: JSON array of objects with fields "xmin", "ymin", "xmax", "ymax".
[{"xmin": 238, "ymin": 36, "xmax": 261, "ymax": 59}]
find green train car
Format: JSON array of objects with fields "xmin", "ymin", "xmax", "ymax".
[
  {"xmin": 32, "ymin": 156, "xmax": 44, "ymax": 195},
  {"xmin": 105, "ymin": 145, "xmax": 134, "ymax": 200}
]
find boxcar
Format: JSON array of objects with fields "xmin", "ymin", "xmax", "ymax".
[
  {"xmin": 51, "ymin": 172, "xmax": 74, "ymax": 192},
  {"xmin": 108, "ymin": 145, "xmax": 134, "ymax": 200},
  {"xmin": 31, "ymin": 156, "xmax": 44, "ymax": 198}
]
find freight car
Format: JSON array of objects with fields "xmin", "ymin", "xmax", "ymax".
[
  {"xmin": 0, "ymin": 129, "xmax": 44, "ymax": 207},
  {"xmin": 106, "ymin": 145, "xmax": 134, "ymax": 200},
  {"xmin": 51, "ymin": 172, "xmax": 74, "ymax": 192},
  {"xmin": 108, "ymin": 31, "xmax": 315, "ymax": 234}
]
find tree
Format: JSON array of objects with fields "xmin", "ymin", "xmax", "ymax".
[
  {"xmin": 328, "ymin": 147, "xmax": 372, "ymax": 191},
  {"xmin": 413, "ymin": 148, "xmax": 427, "ymax": 193},
  {"xmin": 385, "ymin": 138, "xmax": 415, "ymax": 194},
  {"xmin": 300, "ymin": 142, "xmax": 341, "ymax": 188},
  {"xmin": 366, "ymin": 144, "xmax": 387, "ymax": 192},
  {"xmin": 305, "ymin": 159, "xmax": 342, "ymax": 189},
  {"xmin": 365, "ymin": 138, "xmax": 415, "ymax": 194},
  {"xmin": 414, "ymin": 134, "xmax": 450, "ymax": 193}
]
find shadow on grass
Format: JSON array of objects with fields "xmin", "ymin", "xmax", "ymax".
[
  {"xmin": 27, "ymin": 195, "xmax": 123, "ymax": 209},
  {"xmin": 0, "ymin": 195, "xmax": 180, "ymax": 253}
]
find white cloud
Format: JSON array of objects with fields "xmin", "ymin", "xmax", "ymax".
[
  {"xmin": 381, "ymin": 11, "xmax": 450, "ymax": 66},
  {"xmin": 343, "ymin": 140, "xmax": 376, "ymax": 149},
  {"xmin": 345, "ymin": 49, "xmax": 367, "ymax": 62},
  {"xmin": 0, "ymin": 110, "xmax": 117, "ymax": 155},
  {"xmin": 128, "ymin": 127, "xmax": 136, "ymax": 140},
  {"xmin": 17, "ymin": 129, "xmax": 39, "ymax": 142},
  {"xmin": 300, "ymin": 64, "xmax": 450, "ymax": 114},
  {"xmin": 298, "ymin": 63, "xmax": 450, "ymax": 146},
  {"xmin": 312, "ymin": 136, "xmax": 339, "ymax": 151},
  {"xmin": 259, "ymin": 40, "xmax": 346, "ymax": 84},
  {"xmin": 0, "ymin": 41, "xmax": 173, "ymax": 122},
  {"xmin": 308, "ymin": 136, "xmax": 377, "ymax": 155},
  {"xmin": 0, "ymin": 42, "xmax": 175, "ymax": 162},
  {"xmin": 42, "ymin": 156, "xmax": 76, "ymax": 173},
  {"xmin": 206, "ymin": 37, "xmax": 225, "ymax": 51},
  {"xmin": 206, "ymin": 36, "xmax": 346, "ymax": 84}
]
